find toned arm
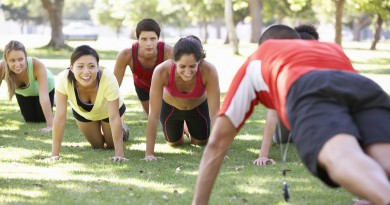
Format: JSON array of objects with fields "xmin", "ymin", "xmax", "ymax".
[
  {"xmin": 51, "ymin": 90, "xmax": 68, "ymax": 158},
  {"xmin": 113, "ymin": 48, "xmax": 132, "ymax": 86},
  {"xmin": 192, "ymin": 116, "xmax": 237, "ymax": 204},
  {"xmin": 107, "ymin": 98, "xmax": 125, "ymax": 158},
  {"xmin": 33, "ymin": 58, "xmax": 54, "ymax": 132},
  {"xmin": 202, "ymin": 60, "xmax": 220, "ymax": 126},
  {"xmin": 144, "ymin": 61, "xmax": 169, "ymax": 160}
]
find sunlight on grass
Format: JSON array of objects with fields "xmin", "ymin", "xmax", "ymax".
[
  {"xmin": 61, "ymin": 142, "xmax": 91, "ymax": 148},
  {"xmin": 0, "ymin": 134, "xmax": 18, "ymax": 138},
  {"xmin": 0, "ymin": 41, "xmax": 388, "ymax": 204},
  {"xmin": 0, "ymin": 123, "xmax": 22, "ymax": 131},
  {"xmin": 0, "ymin": 163, "xmax": 71, "ymax": 179},
  {"xmin": 247, "ymin": 148, "xmax": 261, "ymax": 155},
  {"xmin": 130, "ymin": 143, "xmax": 194, "ymax": 154},
  {"xmin": 2, "ymin": 189, "xmax": 47, "ymax": 199},
  {"xmin": 0, "ymin": 147, "xmax": 43, "ymax": 161},
  {"xmin": 235, "ymin": 135, "xmax": 260, "ymax": 141},
  {"xmin": 237, "ymin": 184, "xmax": 271, "ymax": 194}
]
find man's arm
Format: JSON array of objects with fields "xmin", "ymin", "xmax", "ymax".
[
  {"xmin": 192, "ymin": 116, "xmax": 237, "ymax": 205},
  {"xmin": 113, "ymin": 48, "xmax": 132, "ymax": 86},
  {"xmin": 253, "ymin": 109, "xmax": 277, "ymax": 165}
]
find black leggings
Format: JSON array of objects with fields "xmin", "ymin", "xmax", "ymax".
[
  {"xmin": 15, "ymin": 89, "xmax": 55, "ymax": 123},
  {"xmin": 160, "ymin": 100, "xmax": 210, "ymax": 143}
]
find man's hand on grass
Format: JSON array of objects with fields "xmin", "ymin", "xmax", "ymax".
[
  {"xmin": 253, "ymin": 156, "xmax": 276, "ymax": 166},
  {"xmin": 142, "ymin": 155, "xmax": 163, "ymax": 161}
]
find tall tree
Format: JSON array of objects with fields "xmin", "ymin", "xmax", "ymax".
[
  {"xmin": 333, "ymin": 0, "xmax": 345, "ymax": 45},
  {"xmin": 1, "ymin": 0, "xmax": 46, "ymax": 34},
  {"xmin": 225, "ymin": 0, "xmax": 239, "ymax": 54},
  {"xmin": 90, "ymin": 0, "xmax": 127, "ymax": 38},
  {"xmin": 351, "ymin": 13, "xmax": 371, "ymax": 41},
  {"xmin": 249, "ymin": 0, "xmax": 263, "ymax": 43},
  {"xmin": 41, "ymin": 0, "xmax": 66, "ymax": 49},
  {"xmin": 352, "ymin": 0, "xmax": 390, "ymax": 50}
]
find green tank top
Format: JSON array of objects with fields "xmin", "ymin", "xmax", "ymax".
[{"xmin": 15, "ymin": 57, "xmax": 55, "ymax": 96}]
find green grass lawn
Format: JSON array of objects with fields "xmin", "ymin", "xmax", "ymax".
[{"xmin": 0, "ymin": 40, "xmax": 389, "ymax": 204}]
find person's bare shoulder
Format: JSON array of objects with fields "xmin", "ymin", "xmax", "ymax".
[
  {"xmin": 200, "ymin": 60, "xmax": 217, "ymax": 73},
  {"xmin": 116, "ymin": 48, "xmax": 133, "ymax": 65},
  {"xmin": 154, "ymin": 59, "xmax": 172, "ymax": 81},
  {"xmin": 163, "ymin": 43, "xmax": 173, "ymax": 60}
]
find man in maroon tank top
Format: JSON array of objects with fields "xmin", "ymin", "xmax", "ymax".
[{"xmin": 114, "ymin": 18, "xmax": 173, "ymax": 115}]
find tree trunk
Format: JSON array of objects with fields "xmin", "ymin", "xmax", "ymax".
[
  {"xmin": 225, "ymin": 0, "xmax": 239, "ymax": 55},
  {"xmin": 333, "ymin": 0, "xmax": 345, "ymax": 46},
  {"xmin": 352, "ymin": 13, "xmax": 371, "ymax": 41},
  {"xmin": 215, "ymin": 17, "xmax": 222, "ymax": 39},
  {"xmin": 370, "ymin": 13, "xmax": 383, "ymax": 50},
  {"xmin": 249, "ymin": 0, "xmax": 263, "ymax": 43},
  {"xmin": 41, "ymin": 0, "xmax": 66, "ymax": 49},
  {"xmin": 203, "ymin": 18, "xmax": 209, "ymax": 44}
]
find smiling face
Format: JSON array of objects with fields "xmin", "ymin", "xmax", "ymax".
[
  {"xmin": 138, "ymin": 31, "xmax": 159, "ymax": 58},
  {"xmin": 175, "ymin": 54, "xmax": 199, "ymax": 81},
  {"xmin": 6, "ymin": 50, "xmax": 27, "ymax": 75},
  {"xmin": 70, "ymin": 55, "xmax": 99, "ymax": 88}
]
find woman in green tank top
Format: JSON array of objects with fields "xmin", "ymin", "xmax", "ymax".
[{"xmin": 0, "ymin": 40, "xmax": 54, "ymax": 132}]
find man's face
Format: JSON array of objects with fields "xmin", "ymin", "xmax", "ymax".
[{"xmin": 138, "ymin": 31, "xmax": 159, "ymax": 57}]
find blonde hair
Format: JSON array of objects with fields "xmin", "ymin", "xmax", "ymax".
[{"xmin": 2, "ymin": 40, "xmax": 27, "ymax": 100}]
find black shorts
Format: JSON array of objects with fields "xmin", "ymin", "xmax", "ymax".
[
  {"xmin": 134, "ymin": 83, "xmax": 150, "ymax": 101},
  {"xmin": 15, "ymin": 89, "xmax": 55, "ymax": 123},
  {"xmin": 160, "ymin": 99, "xmax": 210, "ymax": 142},
  {"xmin": 72, "ymin": 103, "xmax": 126, "ymax": 123},
  {"xmin": 287, "ymin": 70, "xmax": 390, "ymax": 187}
]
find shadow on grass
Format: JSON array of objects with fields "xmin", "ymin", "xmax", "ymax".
[{"xmin": 0, "ymin": 96, "xmax": 353, "ymax": 204}]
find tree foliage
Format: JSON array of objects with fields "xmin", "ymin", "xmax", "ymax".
[
  {"xmin": 1, "ymin": 0, "xmax": 47, "ymax": 33},
  {"xmin": 63, "ymin": 0, "xmax": 94, "ymax": 20}
]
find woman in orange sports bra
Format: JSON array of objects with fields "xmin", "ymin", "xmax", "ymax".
[{"xmin": 143, "ymin": 36, "xmax": 220, "ymax": 161}]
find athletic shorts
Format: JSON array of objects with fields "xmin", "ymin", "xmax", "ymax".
[
  {"xmin": 286, "ymin": 70, "xmax": 390, "ymax": 187},
  {"xmin": 160, "ymin": 99, "xmax": 210, "ymax": 143},
  {"xmin": 72, "ymin": 103, "xmax": 126, "ymax": 123},
  {"xmin": 134, "ymin": 83, "xmax": 150, "ymax": 101}
]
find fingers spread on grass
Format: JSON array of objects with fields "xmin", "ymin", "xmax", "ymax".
[
  {"xmin": 45, "ymin": 156, "xmax": 61, "ymax": 162},
  {"xmin": 141, "ymin": 155, "xmax": 164, "ymax": 161},
  {"xmin": 110, "ymin": 156, "xmax": 129, "ymax": 162},
  {"xmin": 253, "ymin": 157, "xmax": 276, "ymax": 166},
  {"xmin": 39, "ymin": 127, "xmax": 52, "ymax": 132}
]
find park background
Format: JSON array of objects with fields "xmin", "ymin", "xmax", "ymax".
[{"xmin": 0, "ymin": 0, "xmax": 390, "ymax": 204}]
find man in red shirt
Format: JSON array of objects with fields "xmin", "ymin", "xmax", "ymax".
[
  {"xmin": 192, "ymin": 25, "xmax": 390, "ymax": 205},
  {"xmin": 114, "ymin": 18, "xmax": 173, "ymax": 115}
]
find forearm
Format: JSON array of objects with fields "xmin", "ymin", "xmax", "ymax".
[
  {"xmin": 145, "ymin": 118, "xmax": 159, "ymax": 156},
  {"xmin": 193, "ymin": 138, "xmax": 232, "ymax": 204},
  {"xmin": 39, "ymin": 96, "xmax": 53, "ymax": 127},
  {"xmin": 110, "ymin": 116, "xmax": 124, "ymax": 157},
  {"xmin": 51, "ymin": 117, "xmax": 65, "ymax": 156},
  {"xmin": 259, "ymin": 109, "xmax": 278, "ymax": 157}
]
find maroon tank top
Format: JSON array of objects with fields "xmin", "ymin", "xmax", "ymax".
[{"xmin": 131, "ymin": 41, "xmax": 165, "ymax": 91}]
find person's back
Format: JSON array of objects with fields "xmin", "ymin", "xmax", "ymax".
[{"xmin": 193, "ymin": 24, "xmax": 390, "ymax": 205}]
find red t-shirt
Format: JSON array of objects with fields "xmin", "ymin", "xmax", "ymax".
[{"xmin": 219, "ymin": 40, "xmax": 357, "ymax": 131}]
